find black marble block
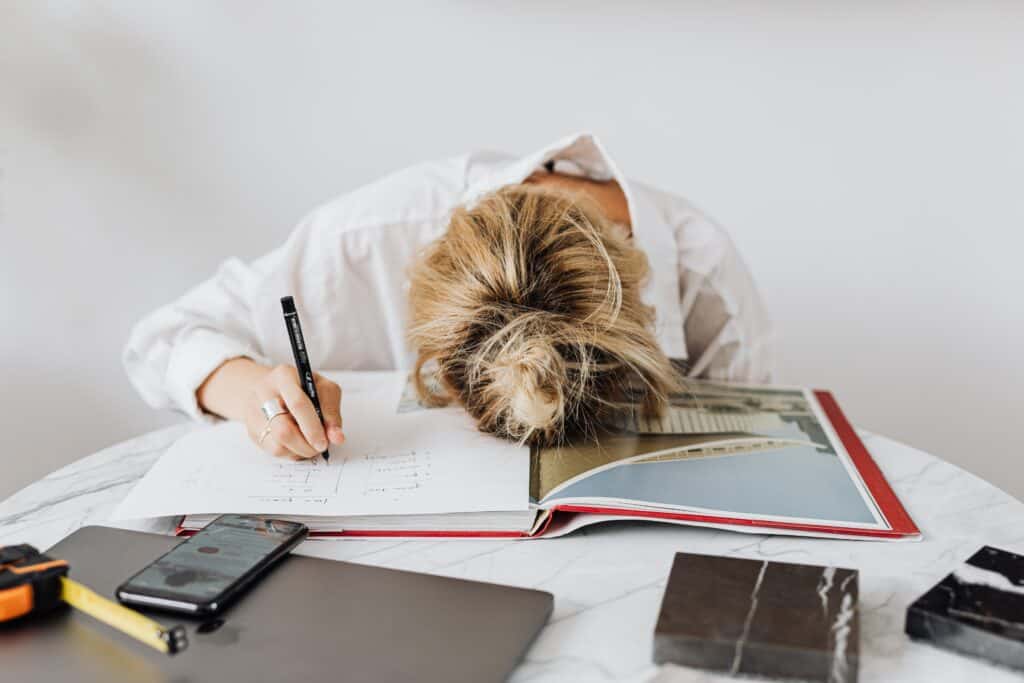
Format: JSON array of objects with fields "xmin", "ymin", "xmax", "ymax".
[
  {"xmin": 906, "ymin": 545, "xmax": 1024, "ymax": 672},
  {"xmin": 653, "ymin": 552, "xmax": 859, "ymax": 682}
]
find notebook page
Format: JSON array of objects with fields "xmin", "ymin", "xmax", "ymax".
[{"xmin": 115, "ymin": 372, "xmax": 529, "ymax": 520}]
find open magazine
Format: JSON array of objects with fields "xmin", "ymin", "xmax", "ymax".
[
  {"xmin": 116, "ymin": 372, "xmax": 919, "ymax": 541},
  {"xmin": 527, "ymin": 382, "xmax": 918, "ymax": 540}
]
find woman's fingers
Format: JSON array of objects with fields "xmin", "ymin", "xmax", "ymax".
[
  {"xmin": 278, "ymin": 382, "xmax": 328, "ymax": 454},
  {"xmin": 315, "ymin": 375, "xmax": 345, "ymax": 444},
  {"xmin": 267, "ymin": 365, "xmax": 327, "ymax": 456},
  {"xmin": 249, "ymin": 387, "xmax": 314, "ymax": 460},
  {"xmin": 263, "ymin": 429, "xmax": 299, "ymax": 459},
  {"xmin": 246, "ymin": 365, "xmax": 344, "ymax": 459},
  {"xmin": 249, "ymin": 407, "xmax": 301, "ymax": 460},
  {"xmin": 270, "ymin": 412, "xmax": 320, "ymax": 458}
]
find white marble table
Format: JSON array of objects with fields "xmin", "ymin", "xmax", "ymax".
[{"xmin": 1, "ymin": 425, "xmax": 1022, "ymax": 683}]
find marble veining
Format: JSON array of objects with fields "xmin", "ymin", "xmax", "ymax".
[
  {"xmin": 951, "ymin": 562, "xmax": 1024, "ymax": 596},
  {"xmin": 729, "ymin": 558, "xmax": 768, "ymax": 675},
  {"xmin": 2, "ymin": 427, "xmax": 1024, "ymax": 681},
  {"xmin": 654, "ymin": 553, "xmax": 860, "ymax": 682},
  {"xmin": 831, "ymin": 591, "xmax": 856, "ymax": 683},
  {"xmin": 818, "ymin": 565, "xmax": 836, "ymax": 618},
  {"xmin": 906, "ymin": 545, "xmax": 1024, "ymax": 672}
]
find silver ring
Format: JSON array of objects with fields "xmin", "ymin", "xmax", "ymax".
[
  {"xmin": 261, "ymin": 398, "xmax": 287, "ymax": 421},
  {"xmin": 258, "ymin": 413, "xmax": 287, "ymax": 446},
  {"xmin": 258, "ymin": 399, "xmax": 289, "ymax": 447}
]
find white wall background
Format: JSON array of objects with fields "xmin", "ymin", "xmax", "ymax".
[{"xmin": 2, "ymin": 2, "xmax": 1022, "ymax": 502}]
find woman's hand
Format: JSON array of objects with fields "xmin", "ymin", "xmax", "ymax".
[
  {"xmin": 246, "ymin": 365, "xmax": 345, "ymax": 460},
  {"xmin": 197, "ymin": 358, "xmax": 345, "ymax": 460}
]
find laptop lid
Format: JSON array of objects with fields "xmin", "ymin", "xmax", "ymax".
[{"xmin": 1, "ymin": 526, "xmax": 552, "ymax": 683}]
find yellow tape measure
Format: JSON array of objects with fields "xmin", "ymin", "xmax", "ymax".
[{"xmin": 60, "ymin": 577, "xmax": 188, "ymax": 654}]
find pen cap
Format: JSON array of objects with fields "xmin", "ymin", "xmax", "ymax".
[{"xmin": 280, "ymin": 296, "xmax": 297, "ymax": 315}]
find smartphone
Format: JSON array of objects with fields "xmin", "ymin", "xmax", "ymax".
[{"xmin": 116, "ymin": 514, "xmax": 308, "ymax": 616}]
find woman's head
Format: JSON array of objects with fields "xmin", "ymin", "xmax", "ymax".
[{"xmin": 408, "ymin": 184, "xmax": 680, "ymax": 444}]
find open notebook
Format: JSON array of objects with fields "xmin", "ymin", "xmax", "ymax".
[{"xmin": 115, "ymin": 372, "xmax": 919, "ymax": 541}]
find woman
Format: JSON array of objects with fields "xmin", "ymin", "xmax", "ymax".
[{"xmin": 124, "ymin": 133, "xmax": 773, "ymax": 459}]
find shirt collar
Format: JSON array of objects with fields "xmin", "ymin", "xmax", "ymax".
[{"xmin": 464, "ymin": 132, "xmax": 687, "ymax": 359}]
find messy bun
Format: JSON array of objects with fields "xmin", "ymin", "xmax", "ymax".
[
  {"xmin": 407, "ymin": 183, "xmax": 680, "ymax": 444},
  {"xmin": 488, "ymin": 334, "xmax": 564, "ymax": 433}
]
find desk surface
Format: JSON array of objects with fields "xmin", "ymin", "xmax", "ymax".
[{"xmin": 1, "ymin": 425, "xmax": 1022, "ymax": 683}]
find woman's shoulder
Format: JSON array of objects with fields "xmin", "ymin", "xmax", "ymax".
[
  {"xmin": 630, "ymin": 181, "xmax": 736, "ymax": 269},
  {"xmin": 631, "ymin": 181, "xmax": 716, "ymax": 231},
  {"xmin": 288, "ymin": 149, "xmax": 528, "ymax": 256},
  {"xmin": 306, "ymin": 154, "xmax": 474, "ymax": 236}
]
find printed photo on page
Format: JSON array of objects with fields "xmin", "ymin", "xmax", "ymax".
[{"xmin": 531, "ymin": 381, "xmax": 887, "ymax": 531}]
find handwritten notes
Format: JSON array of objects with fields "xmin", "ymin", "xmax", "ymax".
[
  {"xmin": 114, "ymin": 372, "xmax": 529, "ymax": 520},
  {"xmin": 246, "ymin": 458, "xmax": 344, "ymax": 505},
  {"xmin": 358, "ymin": 449, "xmax": 433, "ymax": 502}
]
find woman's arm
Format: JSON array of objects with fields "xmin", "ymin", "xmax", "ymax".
[
  {"xmin": 124, "ymin": 156, "xmax": 465, "ymax": 457},
  {"xmin": 123, "ymin": 250, "xmax": 276, "ymax": 420},
  {"xmin": 122, "ymin": 209, "xmax": 343, "ymax": 459}
]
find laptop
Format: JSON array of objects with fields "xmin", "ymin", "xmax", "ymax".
[{"xmin": 0, "ymin": 526, "xmax": 552, "ymax": 682}]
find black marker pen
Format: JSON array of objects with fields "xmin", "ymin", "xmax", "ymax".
[{"xmin": 280, "ymin": 296, "xmax": 329, "ymax": 461}]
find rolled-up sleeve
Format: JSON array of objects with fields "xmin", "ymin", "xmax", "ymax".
[
  {"xmin": 122, "ymin": 155, "xmax": 466, "ymax": 422},
  {"xmin": 672, "ymin": 202, "xmax": 775, "ymax": 383},
  {"xmin": 123, "ymin": 251, "xmax": 278, "ymax": 421}
]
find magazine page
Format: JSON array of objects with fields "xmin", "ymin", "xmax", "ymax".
[{"xmin": 533, "ymin": 380, "xmax": 888, "ymax": 531}]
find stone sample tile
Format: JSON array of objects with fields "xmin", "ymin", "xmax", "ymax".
[
  {"xmin": 906, "ymin": 545, "xmax": 1024, "ymax": 672},
  {"xmin": 654, "ymin": 551, "xmax": 858, "ymax": 682}
]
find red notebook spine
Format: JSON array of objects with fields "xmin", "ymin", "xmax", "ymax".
[{"xmin": 812, "ymin": 390, "xmax": 919, "ymax": 536}]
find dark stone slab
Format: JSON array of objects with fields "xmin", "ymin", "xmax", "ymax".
[
  {"xmin": 906, "ymin": 545, "xmax": 1024, "ymax": 672},
  {"xmin": 653, "ymin": 552, "xmax": 859, "ymax": 682}
]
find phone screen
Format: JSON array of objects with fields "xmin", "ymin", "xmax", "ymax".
[{"xmin": 118, "ymin": 515, "xmax": 307, "ymax": 612}]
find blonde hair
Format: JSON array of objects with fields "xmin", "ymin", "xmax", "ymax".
[{"xmin": 407, "ymin": 184, "xmax": 680, "ymax": 444}]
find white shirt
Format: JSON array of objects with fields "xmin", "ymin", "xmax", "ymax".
[{"xmin": 124, "ymin": 133, "xmax": 774, "ymax": 421}]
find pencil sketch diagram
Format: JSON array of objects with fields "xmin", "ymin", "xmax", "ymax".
[
  {"xmin": 244, "ymin": 458, "xmax": 345, "ymax": 505},
  {"xmin": 357, "ymin": 448, "xmax": 435, "ymax": 502}
]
